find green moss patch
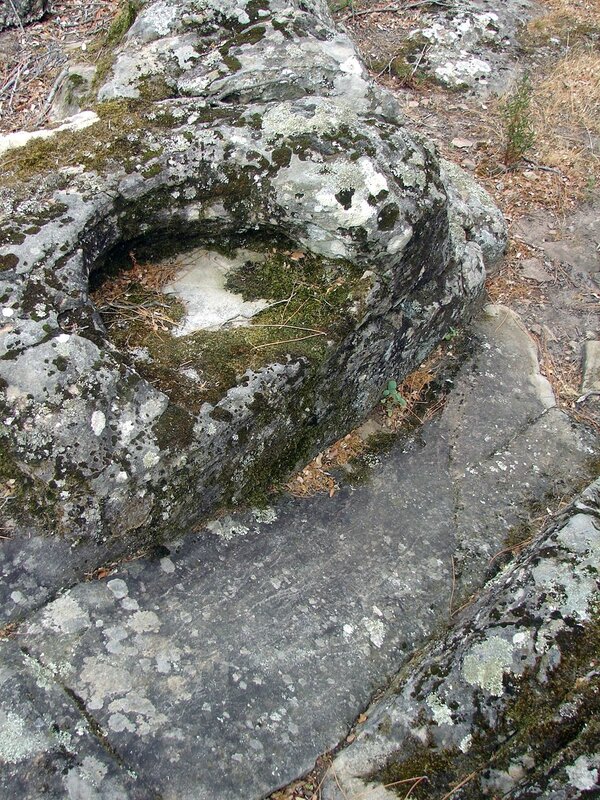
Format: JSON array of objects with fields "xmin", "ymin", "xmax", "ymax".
[
  {"xmin": 0, "ymin": 100, "xmax": 172, "ymax": 185},
  {"xmin": 370, "ymin": 612, "xmax": 600, "ymax": 798},
  {"xmin": 94, "ymin": 244, "xmax": 370, "ymax": 413}
]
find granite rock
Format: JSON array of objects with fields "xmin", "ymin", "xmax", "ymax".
[
  {"xmin": 0, "ymin": 0, "xmax": 506, "ymax": 550},
  {"xmin": 0, "ymin": 0, "xmax": 46, "ymax": 31},
  {"xmin": 323, "ymin": 479, "xmax": 600, "ymax": 800}
]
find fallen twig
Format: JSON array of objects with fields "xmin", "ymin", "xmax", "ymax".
[
  {"xmin": 7, "ymin": 0, "xmax": 26, "ymax": 36},
  {"xmin": 252, "ymin": 332, "xmax": 325, "ymax": 350},
  {"xmin": 250, "ymin": 323, "xmax": 327, "ymax": 335},
  {"xmin": 439, "ymin": 770, "xmax": 478, "ymax": 800}
]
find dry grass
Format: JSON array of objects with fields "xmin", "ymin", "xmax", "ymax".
[
  {"xmin": 530, "ymin": 50, "xmax": 600, "ymax": 194},
  {"xmin": 535, "ymin": 334, "xmax": 582, "ymax": 406},
  {"xmin": 527, "ymin": 0, "xmax": 600, "ymax": 46},
  {"xmin": 91, "ymin": 251, "xmax": 184, "ymax": 333},
  {"xmin": 485, "ymin": 240, "xmax": 546, "ymax": 304}
]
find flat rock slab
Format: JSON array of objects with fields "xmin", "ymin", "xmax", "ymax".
[
  {"xmin": 0, "ymin": 640, "xmax": 155, "ymax": 799},
  {"xmin": 3, "ymin": 305, "xmax": 598, "ymax": 799},
  {"xmin": 323, "ymin": 479, "xmax": 600, "ymax": 800}
]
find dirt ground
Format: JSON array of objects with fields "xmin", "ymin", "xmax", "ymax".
[{"xmin": 0, "ymin": 0, "xmax": 120, "ymax": 133}]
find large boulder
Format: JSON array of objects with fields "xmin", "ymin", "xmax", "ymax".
[
  {"xmin": 0, "ymin": 0, "xmax": 46, "ymax": 31},
  {"xmin": 324, "ymin": 478, "xmax": 600, "ymax": 800},
  {"xmin": 395, "ymin": 0, "xmax": 540, "ymax": 93},
  {"xmin": 0, "ymin": 0, "xmax": 506, "ymax": 553}
]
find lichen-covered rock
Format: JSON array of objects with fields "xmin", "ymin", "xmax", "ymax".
[
  {"xmin": 0, "ymin": 0, "xmax": 506, "ymax": 552},
  {"xmin": 403, "ymin": 0, "xmax": 540, "ymax": 93},
  {"xmin": 0, "ymin": 0, "xmax": 46, "ymax": 31},
  {"xmin": 323, "ymin": 478, "xmax": 600, "ymax": 800}
]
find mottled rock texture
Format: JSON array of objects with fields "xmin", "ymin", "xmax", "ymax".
[
  {"xmin": 323, "ymin": 478, "xmax": 600, "ymax": 800},
  {"xmin": 0, "ymin": 0, "xmax": 506, "ymax": 551},
  {"xmin": 401, "ymin": 0, "xmax": 540, "ymax": 92},
  {"xmin": 2, "ymin": 304, "xmax": 596, "ymax": 800},
  {"xmin": 0, "ymin": 0, "xmax": 46, "ymax": 31}
]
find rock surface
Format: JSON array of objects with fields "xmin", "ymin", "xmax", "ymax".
[
  {"xmin": 0, "ymin": 0, "xmax": 46, "ymax": 32},
  {"xmin": 323, "ymin": 478, "xmax": 600, "ymax": 800},
  {"xmin": 0, "ymin": 0, "xmax": 506, "ymax": 551},
  {"xmin": 2, "ymin": 304, "xmax": 597, "ymax": 799},
  {"xmin": 400, "ymin": 0, "xmax": 540, "ymax": 93}
]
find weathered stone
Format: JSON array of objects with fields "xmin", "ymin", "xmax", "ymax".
[
  {"xmin": 0, "ymin": 640, "xmax": 156, "ymax": 798},
  {"xmin": 0, "ymin": 0, "xmax": 507, "ymax": 552},
  {"xmin": 0, "ymin": 0, "xmax": 46, "ymax": 31},
  {"xmin": 48, "ymin": 64, "xmax": 97, "ymax": 122},
  {"xmin": 582, "ymin": 341, "xmax": 600, "ymax": 394},
  {"xmin": 402, "ymin": 0, "xmax": 540, "ymax": 93},
  {"xmin": 322, "ymin": 479, "xmax": 600, "ymax": 800},
  {"xmin": 7, "ymin": 304, "xmax": 596, "ymax": 799}
]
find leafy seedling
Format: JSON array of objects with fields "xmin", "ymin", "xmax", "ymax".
[{"xmin": 381, "ymin": 380, "xmax": 407, "ymax": 417}]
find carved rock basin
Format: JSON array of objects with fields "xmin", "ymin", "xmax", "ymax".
[{"xmin": 0, "ymin": 0, "xmax": 506, "ymax": 553}]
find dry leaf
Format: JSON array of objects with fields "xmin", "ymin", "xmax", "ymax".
[
  {"xmin": 451, "ymin": 137, "xmax": 476, "ymax": 149},
  {"xmin": 289, "ymin": 250, "xmax": 305, "ymax": 261}
]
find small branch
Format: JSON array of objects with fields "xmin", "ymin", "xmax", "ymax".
[
  {"xmin": 489, "ymin": 536, "xmax": 535, "ymax": 565},
  {"xmin": 7, "ymin": 0, "xmax": 26, "ymax": 36},
  {"xmin": 250, "ymin": 323, "xmax": 327, "ymax": 335},
  {"xmin": 403, "ymin": 776, "xmax": 428, "ymax": 799},
  {"xmin": 411, "ymin": 43, "xmax": 429, "ymax": 76},
  {"xmin": 252, "ymin": 333, "xmax": 325, "ymax": 350},
  {"xmin": 439, "ymin": 770, "xmax": 478, "ymax": 800},
  {"xmin": 522, "ymin": 157, "xmax": 564, "ymax": 175},
  {"xmin": 352, "ymin": 775, "xmax": 428, "ymax": 800}
]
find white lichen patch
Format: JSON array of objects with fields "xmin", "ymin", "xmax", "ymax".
[
  {"xmin": 434, "ymin": 57, "xmax": 491, "ymax": 87},
  {"xmin": 107, "ymin": 690, "xmax": 167, "ymax": 736},
  {"xmin": 107, "ymin": 579, "xmax": 129, "ymax": 600},
  {"xmin": 462, "ymin": 635, "xmax": 514, "ymax": 697},
  {"xmin": 129, "ymin": 610, "xmax": 161, "ymax": 635},
  {"xmin": 566, "ymin": 754, "xmax": 599, "ymax": 791},
  {"xmin": 426, "ymin": 692, "xmax": 454, "ymax": 725},
  {"xmin": 206, "ymin": 517, "xmax": 251, "ymax": 541},
  {"xmin": 163, "ymin": 247, "xmax": 269, "ymax": 335},
  {"xmin": 91, "ymin": 410, "xmax": 106, "ymax": 436},
  {"xmin": 252, "ymin": 507, "xmax": 278, "ymax": 525},
  {"xmin": 262, "ymin": 99, "xmax": 357, "ymax": 142},
  {"xmin": 363, "ymin": 618, "xmax": 385, "ymax": 648},
  {"xmin": 80, "ymin": 657, "xmax": 134, "ymax": 711},
  {"xmin": 78, "ymin": 755, "xmax": 109, "ymax": 787},
  {"xmin": 532, "ymin": 559, "xmax": 597, "ymax": 621},
  {"xmin": 0, "ymin": 710, "xmax": 48, "ymax": 763},
  {"xmin": 40, "ymin": 594, "xmax": 91, "ymax": 635}
]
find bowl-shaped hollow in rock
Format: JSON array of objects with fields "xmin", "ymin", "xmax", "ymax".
[{"xmin": 0, "ymin": 0, "xmax": 506, "ymax": 554}]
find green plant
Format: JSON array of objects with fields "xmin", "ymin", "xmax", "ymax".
[
  {"xmin": 502, "ymin": 74, "xmax": 536, "ymax": 166},
  {"xmin": 381, "ymin": 380, "xmax": 407, "ymax": 417},
  {"xmin": 443, "ymin": 326, "xmax": 459, "ymax": 341}
]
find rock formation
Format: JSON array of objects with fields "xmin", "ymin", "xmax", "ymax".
[
  {"xmin": 0, "ymin": 0, "xmax": 46, "ymax": 32},
  {"xmin": 323, "ymin": 478, "xmax": 600, "ymax": 800},
  {"xmin": 0, "ymin": 0, "xmax": 506, "ymax": 552}
]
